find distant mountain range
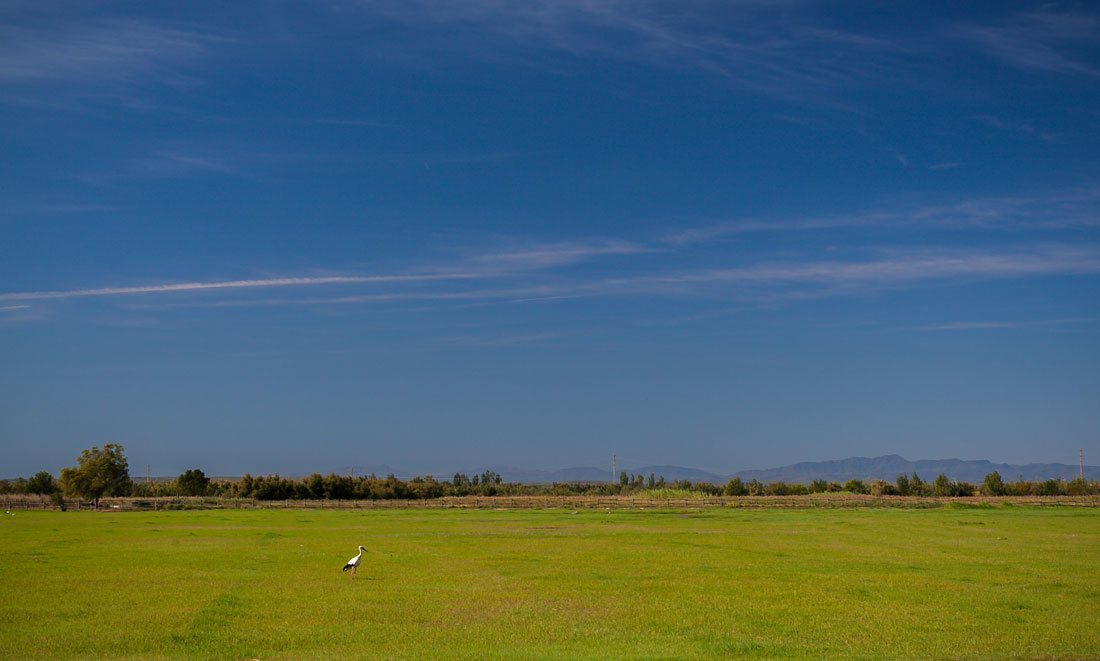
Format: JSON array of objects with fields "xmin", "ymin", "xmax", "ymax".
[
  {"xmin": 728, "ymin": 454, "xmax": 1095, "ymax": 484},
  {"xmin": 486, "ymin": 454, "xmax": 1095, "ymax": 485}
]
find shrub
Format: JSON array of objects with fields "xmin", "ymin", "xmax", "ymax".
[
  {"xmin": 26, "ymin": 471, "xmax": 58, "ymax": 495},
  {"xmin": 981, "ymin": 471, "xmax": 1006, "ymax": 496},
  {"xmin": 723, "ymin": 478, "xmax": 747, "ymax": 496},
  {"xmin": 842, "ymin": 479, "xmax": 868, "ymax": 495}
]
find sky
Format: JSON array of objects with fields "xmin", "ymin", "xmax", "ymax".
[{"xmin": 1, "ymin": 1, "xmax": 1099, "ymax": 478}]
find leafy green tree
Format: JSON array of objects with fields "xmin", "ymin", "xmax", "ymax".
[
  {"xmin": 765, "ymin": 481, "xmax": 791, "ymax": 496},
  {"xmin": 842, "ymin": 479, "xmax": 867, "ymax": 494},
  {"xmin": 480, "ymin": 470, "xmax": 502, "ymax": 486},
  {"xmin": 952, "ymin": 481, "xmax": 977, "ymax": 497},
  {"xmin": 981, "ymin": 471, "xmax": 1006, "ymax": 496},
  {"xmin": 60, "ymin": 444, "xmax": 132, "ymax": 509},
  {"xmin": 619, "ymin": 471, "xmax": 628, "ymax": 487},
  {"xmin": 869, "ymin": 479, "xmax": 889, "ymax": 496},
  {"xmin": 305, "ymin": 473, "xmax": 325, "ymax": 498},
  {"xmin": 177, "ymin": 469, "xmax": 210, "ymax": 496},
  {"xmin": 809, "ymin": 479, "xmax": 829, "ymax": 494},
  {"xmin": 26, "ymin": 471, "xmax": 58, "ymax": 494},
  {"xmin": 932, "ymin": 473, "xmax": 952, "ymax": 497},
  {"xmin": 1066, "ymin": 477, "xmax": 1089, "ymax": 496},
  {"xmin": 894, "ymin": 473, "xmax": 911, "ymax": 496},
  {"xmin": 724, "ymin": 477, "xmax": 747, "ymax": 496},
  {"xmin": 1038, "ymin": 479, "xmax": 1064, "ymax": 496}
]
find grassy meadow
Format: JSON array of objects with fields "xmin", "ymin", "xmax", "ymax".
[{"xmin": 1, "ymin": 505, "xmax": 1098, "ymax": 659}]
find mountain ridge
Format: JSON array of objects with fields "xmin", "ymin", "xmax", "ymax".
[{"xmin": 490, "ymin": 454, "xmax": 1095, "ymax": 484}]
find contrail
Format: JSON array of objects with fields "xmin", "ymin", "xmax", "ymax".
[{"xmin": 0, "ymin": 273, "xmax": 474, "ymax": 302}]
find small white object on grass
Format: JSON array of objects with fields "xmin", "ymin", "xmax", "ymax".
[{"xmin": 342, "ymin": 545, "xmax": 367, "ymax": 578}]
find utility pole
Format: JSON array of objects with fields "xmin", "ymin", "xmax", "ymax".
[
  {"xmin": 147, "ymin": 464, "xmax": 152, "ymax": 484},
  {"xmin": 1080, "ymin": 449, "xmax": 1085, "ymax": 480},
  {"xmin": 611, "ymin": 453, "xmax": 617, "ymax": 484}
]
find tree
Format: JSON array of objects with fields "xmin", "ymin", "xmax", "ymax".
[
  {"xmin": 479, "ymin": 470, "xmax": 502, "ymax": 486},
  {"xmin": 724, "ymin": 477, "xmax": 747, "ymax": 496},
  {"xmin": 981, "ymin": 471, "xmax": 1006, "ymax": 496},
  {"xmin": 177, "ymin": 469, "xmax": 211, "ymax": 496},
  {"xmin": 894, "ymin": 473, "xmax": 911, "ymax": 496},
  {"xmin": 869, "ymin": 479, "xmax": 889, "ymax": 497},
  {"xmin": 843, "ymin": 479, "xmax": 867, "ymax": 495},
  {"xmin": 60, "ymin": 444, "xmax": 132, "ymax": 509},
  {"xmin": 932, "ymin": 473, "xmax": 952, "ymax": 497},
  {"xmin": 26, "ymin": 471, "xmax": 58, "ymax": 495}
]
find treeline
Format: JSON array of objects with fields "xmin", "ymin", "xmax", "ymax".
[
  {"xmin": 5, "ymin": 469, "xmax": 1099, "ymax": 501},
  {"xmin": 129, "ymin": 470, "xmax": 629, "ymax": 500},
  {"xmin": 3, "ymin": 444, "xmax": 1098, "ymax": 503},
  {"xmin": 715, "ymin": 472, "xmax": 1100, "ymax": 497}
]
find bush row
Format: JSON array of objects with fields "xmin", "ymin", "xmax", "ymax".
[{"xmin": 4, "ymin": 468, "xmax": 1097, "ymax": 500}]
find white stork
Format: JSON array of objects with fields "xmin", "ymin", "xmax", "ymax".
[{"xmin": 342, "ymin": 545, "xmax": 367, "ymax": 578}]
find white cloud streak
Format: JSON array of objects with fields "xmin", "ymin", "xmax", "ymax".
[
  {"xmin": 0, "ymin": 273, "xmax": 477, "ymax": 303},
  {"xmin": 914, "ymin": 318, "xmax": 1095, "ymax": 332},
  {"xmin": 957, "ymin": 8, "xmax": 1100, "ymax": 78},
  {"xmin": 355, "ymin": 0, "xmax": 907, "ymax": 105},
  {"xmin": 662, "ymin": 189, "xmax": 1100, "ymax": 244},
  {"xmin": 104, "ymin": 244, "xmax": 1100, "ymax": 313},
  {"xmin": 470, "ymin": 239, "xmax": 651, "ymax": 269},
  {"xmin": 0, "ymin": 19, "xmax": 220, "ymax": 85},
  {"xmin": 592, "ymin": 246, "xmax": 1100, "ymax": 297}
]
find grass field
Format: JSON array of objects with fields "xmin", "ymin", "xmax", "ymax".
[{"xmin": 1, "ymin": 506, "xmax": 1098, "ymax": 659}]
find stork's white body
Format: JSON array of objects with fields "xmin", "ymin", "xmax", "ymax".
[{"xmin": 342, "ymin": 545, "xmax": 366, "ymax": 578}]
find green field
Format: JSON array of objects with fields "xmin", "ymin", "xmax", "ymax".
[{"xmin": 2, "ymin": 506, "xmax": 1098, "ymax": 659}]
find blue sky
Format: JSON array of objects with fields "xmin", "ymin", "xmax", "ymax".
[{"xmin": 2, "ymin": 1, "xmax": 1098, "ymax": 477}]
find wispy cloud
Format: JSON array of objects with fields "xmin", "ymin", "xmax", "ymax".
[
  {"xmin": 78, "ymin": 145, "xmax": 331, "ymax": 185},
  {"xmin": 469, "ymin": 239, "xmax": 651, "ymax": 269},
  {"xmin": 311, "ymin": 118, "xmax": 395, "ymax": 128},
  {"xmin": 0, "ymin": 273, "xmax": 478, "ymax": 303},
  {"xmin": 914, "ymin": 318, "xmax": 1095, "ymax": 332},
  {"xmin": 355, "ymin": 245, "xmax": 1100, "ymax": 305},
  {"xmin": 1, "ymin": 203, "xmax": 126, "ymax": 217},
  {"xmin": 973, "ymin": 114, "xmax": 1060, "ymax": 141},
  {"xmin": 604, "ymin": 246, "xmax": 1100, "ymax": 293},
  {"xmin": 0, "ymin": 19, "xmax": 221, "ymax": 86},
  {"xmin": 957, "ymin": 8, "xmax": 1100, "ymax": 78},
  {"xmin": 662, "ymin": 189, "xmax": 1100, "ymax": 244},
  {"xmin": 108, "ymin": 244, "xmax": 1100, "ymax": 313},
  {"xmin": 439, "ymin": 331, "xmax": 567, "ymax": 348},
  {"xmin": 355, "ymin": 0, "xmax": 908, "ymax": 105}
]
